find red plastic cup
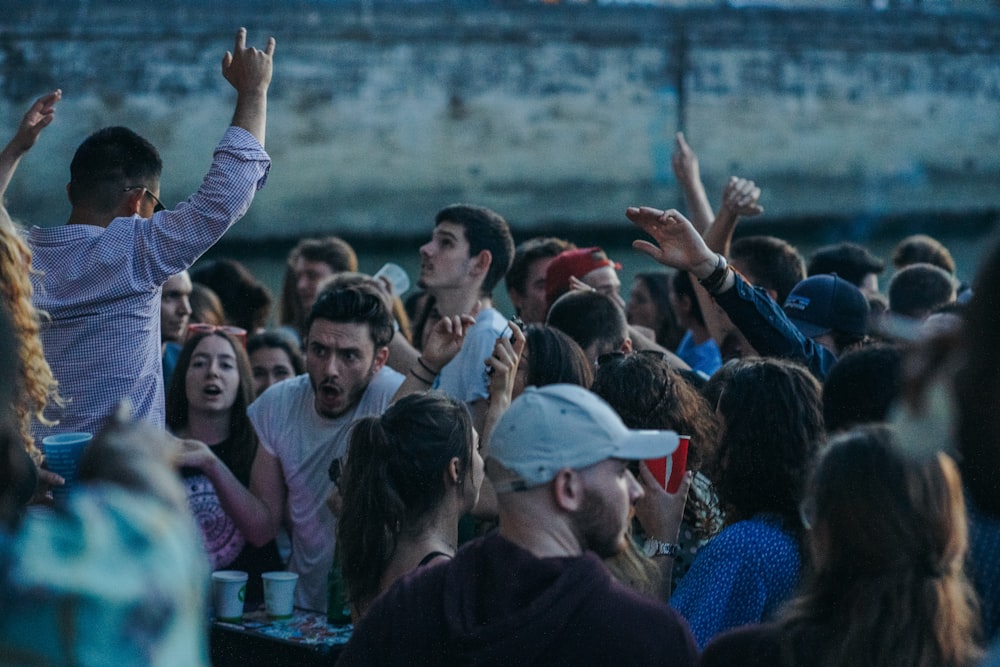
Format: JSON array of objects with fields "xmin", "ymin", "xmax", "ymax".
[{"xmin": 645, "ymin": 435, "xmax": 690, "ymax": 493}]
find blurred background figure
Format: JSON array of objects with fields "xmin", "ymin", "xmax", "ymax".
[
  {"xmin": 626, "ymin": 270, "xmax": 683, "ymax": 351},
  {"xmin": 279, "ymin": 236, "xmax": 358, "ymax": 341},
  {"xmin": 247, "ymin": 330, "xmax": 304, "ymax": 399},
  {"xmin": 191, "ymin": 258, "xmax": 273, "ymax": 335},
  {"xmin": 701, "ymin": 425, "xmax": 982, "ymax": 667}
]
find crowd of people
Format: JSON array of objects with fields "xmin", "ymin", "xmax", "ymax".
[{"xmin": 0, "ymin": 25, "xmax": 998, "ymax": 667}]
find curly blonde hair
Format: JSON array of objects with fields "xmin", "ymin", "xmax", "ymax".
[{"xmin": 0, "ymin": 207, "xmax": 61, "ymax": 464}]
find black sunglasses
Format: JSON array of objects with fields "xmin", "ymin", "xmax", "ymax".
[{"xmin": 122, "ymin": 185, "xmax": 166, "ymax": 213}]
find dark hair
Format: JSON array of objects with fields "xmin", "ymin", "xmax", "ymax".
[
  {"xmin": 633, "ymin": 271, "xmax": 684, "ymax": 350},
  {"xmin": 822, "ymin": 343, "xmax": 903, "ymax": 433},
  {"xmin": 435, "ymin": 204, "xmax": 515, "ymax": 295},
  {"xmin": 280, "ymin": 237, "xmax": 359, "ymax": 330},
  {"xmin": 730, "ymin": 235, "xmax": 806, "ymax": 305},
  {"xmin": 893, "ymin": 234, "xmax": 956, "ymax": 274},
  {"xmin": 189, "ymin": 282, "xmax": 226, "ymax": 327},
  {"xmin": 246, "ymin": 330, "xmax": 304, "ymax": 376},
  {"xmin": 165, "ymin": 331, "xmax": 258, "ymax": 484},
  {"xmin": 715, "ymin": 358, "xmax": 824, "ymax": 535},
  {"xmin": 338, "ymin": 392, "xmax": 474, "ymax": 613},
  {"xmin": 889, "ymin": 263, "xmax": 957, "ymax": 319},
  {"xmin": 670, "ymin": 270, "xmax": 704, "ymax": 328},
  {"xmin": 778, "ymin": 425, "xmax": 980, "ymax": 667},
  {"xmin": 190, "ymin": 259, "xmax": 272, "ymax": 333},
  {"xmin": 592, "ymin": 352, "xmax": 722, "ymax": 538},
  {"xmin": 318, "ymin": 272, "xmax": 412, "ymax": 344},
  {"xmin": 506, "ymin": 236, "xmax": 575, "ymax": 296},
  {"xmin": 955, "ymin": 237, "xmax": 1000, "ymax": 516},
  {"xmin": 68, "ymin": 126, "xmax": 162, "ymax": 213},
  {"xmin": 522, "ymin": 325, "xmax": 593, "ymax": 389},
  {"xmin": 546, "ymin": 290, "xmax": 627, "ymax": 361},
  {"xmin": 306, "ymin": 282, "xmax": 394, "ymax": 349},
  {"xmin": 807, "ymin": 242, "xmax": 885, "ymax": 286}
]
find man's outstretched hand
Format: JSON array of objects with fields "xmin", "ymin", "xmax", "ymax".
[{"xmin": 222, "ymin": 28, "xmax": 275, "ymax": 95}]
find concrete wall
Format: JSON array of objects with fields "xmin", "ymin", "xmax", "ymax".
[{"xmin": 2, "ymin": 1, "xmax": 998, "ymax": 242}]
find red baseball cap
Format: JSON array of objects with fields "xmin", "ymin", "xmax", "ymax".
[{"xmin": 545, "ymin": 247, "xmax": 622, "ymax": 307}]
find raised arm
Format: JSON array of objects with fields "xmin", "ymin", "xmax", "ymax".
[
  {"xmin": 671, "ymin": 132, "xmax": 715, "ymax": 234},
  {"xmin": 697, "ymin": 177, "xmax": 764, "ymax": 358},
  {"xmin": 0, "ymin": 89, "xmax": 60, "ymax": 202},
  {"xmin": 222, "ymin": 28, "xmax": 275, "ymax": 146},
  {"xmin": 702, "ymin": 176, "xmax": 763, "ymax": 257}
]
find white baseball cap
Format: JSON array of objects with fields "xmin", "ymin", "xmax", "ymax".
[{"xmin": 488, "ymin": 384, "xmax": 679, "ymax": 493}]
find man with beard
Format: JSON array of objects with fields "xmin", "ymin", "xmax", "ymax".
[
  {"xmin": 238, "ymin": 282, "xmax": 403, "ymax": 612},
  {"xmin": 337, "ymin": 384, "xmax": 697, "ymax": 666}
]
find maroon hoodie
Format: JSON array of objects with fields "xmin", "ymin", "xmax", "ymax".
[{"xmin": 337, "ymin": 533, "xmax": 697, "ymax": 666}]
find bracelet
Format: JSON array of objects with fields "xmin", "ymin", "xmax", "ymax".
[
  {"xmin": 409, "ymin": 368, "xmax": 434, "ymax": 385},
  {"xmin": 642, "ymin": 538, "xmax": 682, "ymax": 559},
  {"xmin": 417, "ymin": 357, "xmax": 440, "ymax": 377},
  {"xmin": 697, "ymin": 254, "xmax": 730, "ymax": 294}
]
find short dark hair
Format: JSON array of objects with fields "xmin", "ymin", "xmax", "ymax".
[
  {"xmin": 892, "ymin": 234, "xmax": 956, "ymax": 274},
  {"xmin": 435, "ymin": 204, "xmax": 515, "ymax": 296},
  {"xmin": 68, "ymin": 126, "xmax": 162, "ymax": 213},
  {"xmin": 506, "ymin": 237, "xmax": 575, "ymax": 296},
  {"xmin": 822, "ymin": 343, "xmax": 903, "ymax": 433},
  {"xmin": 730, "ymin": 235, "xmax": 806, "ymax": 305},
  {"xmin": 306, "ymin": 282, "xmax": 393, "ymax": 348},
  {"xmin": 546, "ymin": 290, "xmax": 626, "ymax": 359},
  {"xmin": 807, "ymin": 242, "xmax": 885, "ymax": 287},
  {"xmin": 888, "ymin": 263, "xmax": 957, "ymax": 319}
]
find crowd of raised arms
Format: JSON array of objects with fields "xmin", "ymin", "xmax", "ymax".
[{"xmin": 0, "ymin": 27, "xmax": 998, "ymax": 667}]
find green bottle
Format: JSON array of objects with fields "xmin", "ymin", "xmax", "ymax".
[{"xmin": 327, "ymin": 547, "xmax": 351, "ymax": 625}]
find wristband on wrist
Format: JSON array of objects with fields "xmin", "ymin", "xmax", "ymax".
[
  {"xmin": 697, "ymin": 254, "xmax": 730, "ymax": 294},
  {"xmin": 409, "ymin": 368, "xmax": 434, "ymax": 385},
  {"xmin": 417, "ymin": 357, "xmax": 440, "ymax": 377}
]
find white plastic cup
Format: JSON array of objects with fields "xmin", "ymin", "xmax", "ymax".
[
  {"xmin": 212, "ymin": 570, "xmax": 249, "ymax": 622},
  {"xmin": 373, "ymin": 262, "xmax": 411, "ymax": 298},
  {"xmin": 41, "ymin": 432, "xmax": 93, "ymax": 502},
  {"xmin": 262, "ymin": 571, "xmax": 299, "ymax": 620}
]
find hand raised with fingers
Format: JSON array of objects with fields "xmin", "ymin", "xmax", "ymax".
[
  {"xmin": 626, "ymin": 206, "xmax": 717, "ymax": 275},
  {"xmin": 568, "ymin": 275, "xmax": 597, "ymax": 294},
  {"xmin": 720, "ymin": 176, "xmax": 764, "ymax": 218},
  {"xmin": 221, "ymin": 27, "xmax": 275, "ymax": 94},
  {"xmin": 485, "ymin": 319, "xmax": 526, "ymax": 411},
  {"xmin": 421, "ymin": 312, "xmax": 479, "ymax": 373},
  {"xmin": 671, "ymin": 132, "xmax": 701, "ymax": 187},
  {"xmin": 11, "ymin": 90, "xmax": 61, "ymax": 155}
]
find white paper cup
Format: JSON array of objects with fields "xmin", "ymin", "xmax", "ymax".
[
  {"xmin": 374, "ymin": 262, "xmax": 411, "ymax": 298},
  {"xmin": 212, "ymin": 570, "xmax": 249, "ymax": 622},
  {"xmin": 41, "ymin": 432, "xmax": 93, "ymax": 502},
  {"xmin": 262, "ymin": 571, "xmax": 299, "ymax": 620}
]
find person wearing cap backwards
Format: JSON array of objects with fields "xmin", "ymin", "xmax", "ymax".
[
  {"xmin": 626, "ymin": 206, "xmax": 869, "ymax": 380},
  {"xmin": 337, "ymin": 384, "xmax": 698, "ymax": 666},
  {"xmin": 545, "ymin": 246, "xmax": 626, "ymax": 310}
]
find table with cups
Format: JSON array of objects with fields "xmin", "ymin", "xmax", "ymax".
[{"xmin": 210, "ymin": 569, "xmax": 353, "ymax": 666}]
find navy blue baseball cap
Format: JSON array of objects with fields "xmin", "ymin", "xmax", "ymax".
[{"xmin": 783, "ymin": 274, "xmax": 870, "ymax": 339}]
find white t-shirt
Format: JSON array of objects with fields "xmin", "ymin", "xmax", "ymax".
[
  {"xmin": 248, "ymin": 367, "xmax": 404, "ymax": 612},
  {"xmin": 433, "ymin": 307, "xmax": 508, "ymax": 403}
]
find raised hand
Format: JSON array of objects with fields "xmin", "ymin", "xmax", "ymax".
[
  {"xmin": 222, "ymin": 28, "xmax": 275, "ymax": 94},
  {"xmin": 720, "ymin": 176, "xmax": 764, "ymax": 218},
  {"xmin": 485, "ymin": 319, "xmax": 526, "ymax": 411},
  {"xmin": 626, "ymin": 206, "xmax": 718, "ymax": 276},
  {"xmin": 10, "ymin": 89, "xmax": 61, "ymax": 156},
  {"xmin": 420, "ymin": 311, "xmax": 479, "ymax": 373},
  {"xmin": 671, "ymin": 132, "xmax": 700, "ymax": 188}
]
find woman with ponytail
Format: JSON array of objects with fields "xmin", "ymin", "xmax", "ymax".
[
  {"xmin": 701, "ymin": 424, "xmax": 982, "ymax": 667},
  {"xmin": 337, "ymin": 392, "xmax": 483, "ymax": 618}
]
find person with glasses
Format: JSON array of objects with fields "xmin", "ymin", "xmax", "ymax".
[{"xmin": 24, "ymin": 28, "xmax": 274, "ymax": 439}]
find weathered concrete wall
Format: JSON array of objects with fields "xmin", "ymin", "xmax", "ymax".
[{"xmin": 1, "ymin": 1, "xmax": 998, "ymax": 242}]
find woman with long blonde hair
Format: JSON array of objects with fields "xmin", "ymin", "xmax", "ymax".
[{"xmin": 0, "ymin": 90, "xmax": 63, "ymax": 467}]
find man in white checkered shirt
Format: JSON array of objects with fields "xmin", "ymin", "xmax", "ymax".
[{"xmin": 28, "ymin": 29, "xmax": 275, "ymax": 440}]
